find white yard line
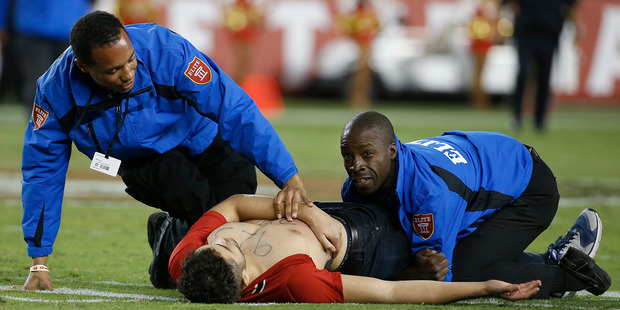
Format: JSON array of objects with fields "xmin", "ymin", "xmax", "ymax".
[
  {"xmin": 459, "ymin": 290, "xmax": 620, "ymax": 308},
  {"xmin": 0, "ymin": 172, "xmax": 279, "ymax": 199},
  {"xmin": 5, "ymin": 196, "xmax": 620, "ymax": 209},
  {"xmin": 0, "ymin": 296, "xmax": 112, "ymax": 303},
  {"xmin": 1, "ymin": 286, "xmax": 618, "ymax": 304},
  {"xmin": 2, "ymin": 172, "xmax": 619, "ymax": 205},
  {"xmin": 0, "ymin": 286, "xmax": 181, "ymax": 302},
  {"xmin": 2, "ymin": 276, "xmax": 619, "ymax": 304}
]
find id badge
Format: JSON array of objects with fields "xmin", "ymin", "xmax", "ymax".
[{"xmin": 90, "ymin": 152, "xmax": 121, "ymax": 177}]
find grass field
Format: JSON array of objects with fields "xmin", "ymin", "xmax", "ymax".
[{"xmin": 1, "ymin": 99, "xmax": 619, "ymax": 309}]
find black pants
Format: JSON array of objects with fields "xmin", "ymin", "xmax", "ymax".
[
  {"xmin": 452, "ymin": 146, "xmax": 563, "ymax": 298},
  {"xmin": 512, "ymin": 33, "xmax": 559, "ymax": 130},
  {"xmin": 317, "ymin": 202, "xmax": 411, "ymax": 280},
  {"xmin": 119, "ymin": 134, "xmax": 257, "ymax": 224}
]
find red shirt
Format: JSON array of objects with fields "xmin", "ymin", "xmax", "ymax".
[
  {"xmin": 239, "ymin": 254, "xmax": 344, "ymax": 303},
  {"xmin": 168, "ymin": 211, "xmax": 345, "ymax": 303}
]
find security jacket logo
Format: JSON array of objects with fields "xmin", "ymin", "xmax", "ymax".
[
  {"xmin": 413, "ymin": 213, "xmax": 434, "ymax": 240},
  {"xmin": 32, "ymin": 104, "xmax": 49, "ymax": 130},
  {"xmin": 184, "ymin": 57, "xmax": 212, "ymax": 84}
]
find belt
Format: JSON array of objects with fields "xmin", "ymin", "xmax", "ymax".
[
  {"xmin": 330, "ymin": 212, "xmax": 362, "ymax": 275},
  {"xmin": 524, "ymin": 144, "xmax": 540, "ymax": 160}
]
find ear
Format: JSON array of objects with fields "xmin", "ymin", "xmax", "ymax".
[
  {"xmin": 241, "ymin": 269, "xmax": 251, "ymax": 289},
  {"xmin": 388, "ymin": 143, "xmax": 397, "ymax": 160},
  {"xmin": 74, "ymin": 58, "xmax": 89, "ymax": 73}
]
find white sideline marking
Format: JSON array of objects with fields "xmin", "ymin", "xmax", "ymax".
[
  {"xmin": 4, "ymin": 277, "xmax": 152, "ymax": 287},
  {"xmin": 459, "ymin": 291, "xmax": 620, "ymax": 308},
  {"xmin": 47, "ymin": 287, "xmax": 181, "ymax": 301},
  {"xmin": 85, "ymin": 280, "xmax": 152, "ymax": 287},
  {"xmin": 1, "ymin": 285, "xmax": 618, "ymax": 304},
  {"xmin": 0, "ymin": 286, "xmax": 181, "ymax": 302},
  {"xmin": 576, "ymin": 290, "xmax": 620, "ymax": 298},
  {"xmin": 3, "ymin": 196, "xmax": 620, "ymax": 209},
  {"xmin": 1, "ymin": 172, "xmax": 619, "ymax": 204},
  {"xmin": 0, "ymin": 172, "xmax": 279, "ymax": 199},
  {"xmin": 1, "ymin": 296, "xmax": 112, "ymax": 303},
  {"xmin": 559, "ymin": 196, "xmax": 620, "ymax": 207}
]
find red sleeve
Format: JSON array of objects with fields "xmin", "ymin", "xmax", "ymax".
[
  {"xmin": 238, "ymin": 255, "xmax": 344, "ymax": 303},
  {"xmin": 286, "ymin": 269, "xmax": 344, "ymax": 303},
  {"xmin": 168, "ymin": 211, "xmax": 227, "ymax": 281}
]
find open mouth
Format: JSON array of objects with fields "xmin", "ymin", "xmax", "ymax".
[
  {"xmin": 120, "ymin": 80, "xmax": 134, "ymax": 92},
  {"xmin": 352, "ymin": 176, "xmax": 371, "ymax": 184}
]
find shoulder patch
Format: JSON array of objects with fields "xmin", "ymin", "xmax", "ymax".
[
  {"xmin": 413, "ymin": 213, "xmax": 434, "ymax": 240},
  {"xmin": 32, "ymin": 104, "xmax": 49, "ymax": 130},
  {"xmin": 184, "ymin": 56, "xmax": 212, "ymax": 84}
]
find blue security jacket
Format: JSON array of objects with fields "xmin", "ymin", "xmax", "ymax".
[
  {"xmin": 342, "ymin": 131, "xmax": 533, "ymax": 281},
  {"xmin": 21, "ymin": 24, "xmax": 298, "ymax": 258}
]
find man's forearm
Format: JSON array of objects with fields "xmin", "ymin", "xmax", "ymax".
[
  {"xmin": 213, "ymin": 194, "xmax": 316, "ymax": 223},
  {"xmin": 342, "ymin": 275, "xmax": 488, "ymax": 304},
  {"xmin": 343, "ymin": 275, "xmax": 540, "ymax": 303},
  {"xmin": 211, "ymin": 194, "xmax": 276, "ymax": 222},
  {"xmin": 389, "ymin": 280, "xmax": 488, "ymax": 304}
]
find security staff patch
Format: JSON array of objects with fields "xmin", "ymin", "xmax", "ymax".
[
  {"xmin": 184, "ymin": 57, "xmax": 212, "ymax": 84},
  {"xmin": 413, "ymin": 213, "xmax": 434, "ymax": 240},
  {"xmin": 32, "ymin": 104, "xmax": 49, "ymax": 130}
]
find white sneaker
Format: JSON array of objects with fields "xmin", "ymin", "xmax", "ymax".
[
  {"xmin": 548, "ymin": 208, "xmax": 602, "ymax": 263},
  {"xmin": 548, "ymin": 208, "xmax": 602, "ymax": 298}
]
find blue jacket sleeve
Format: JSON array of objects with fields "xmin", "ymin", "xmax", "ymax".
[
  {"xmin": 21, "ymin": 91, "xmax": 72, "ymax": 258},
  {"xmin": 171, "ymin": 35, "xmax": 297, "ymax": 188},
  {"xmin": 401, "ymin": 189, "xmax": 466, "ymax": 282}
]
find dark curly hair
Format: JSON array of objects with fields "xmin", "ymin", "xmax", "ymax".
[
  {"xmin": 70, "ymin": 10, "xmax": 124, "ymax": 66},
  {"xmin": 177, "ymin": 248, "xmax": 244, "ymax": 303}
]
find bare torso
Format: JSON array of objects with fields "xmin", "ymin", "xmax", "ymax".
[{"xmin": 206, "ymin": 218, "xmax": 347, "ymax": 275}]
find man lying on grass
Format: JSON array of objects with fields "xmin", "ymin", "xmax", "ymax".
[{"xmin": 168, "ymin": 194, "xmax": 540, "ymax": 303}]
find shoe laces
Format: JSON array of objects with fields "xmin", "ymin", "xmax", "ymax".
[
  {"xmin": 556, "ymin": 230, "xmax": 578, "ymax": 248},
  {"xmin": 549, "ymin": 230, "xmax": 578, "ymax": 260}
]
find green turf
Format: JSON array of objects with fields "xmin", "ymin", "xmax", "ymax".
[{"xmin": 0, "ymin": 99, "xmax": 619, "ymax": 309}]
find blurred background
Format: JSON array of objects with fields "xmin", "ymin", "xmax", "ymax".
[
  {"xmin": 0, "ymin": 1, "xmax": 619, "ymax": 303},
  {"xmin": 98, "ymin": 0, "xmax": 619, "ymax": 103},
  {"xmin": 2, "ymin": 0, "xmax": 619, "ymax": 108},
  {"xmin": 1, "ymin": 0, "xmax": 619, "ymax": 198}
]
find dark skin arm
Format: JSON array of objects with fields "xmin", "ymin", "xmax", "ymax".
[
  {"xmin": 273, "ymin": 174, "xmax": 317, "ymax": 221},
  {"xmin": 11, "ymin": 256, "xmax": 53, "ymax": 291},
  {"xmin": 397, "ymin": 248, "xmax": 450, "ymax": 281}
]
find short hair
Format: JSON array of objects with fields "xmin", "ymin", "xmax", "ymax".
[
  {"xmin": 70, "ymin": 10, "xmax": 124, "ymax": 66},
  {"xmin": 177, "ymin": 248, "xmax": 243, "ymax": 303},
  {"xmin": 342, "ymin": 111, "xmax": 396, "ymax": 146}
]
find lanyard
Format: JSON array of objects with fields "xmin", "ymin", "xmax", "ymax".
[{"xmin": 73, "ymin": 86, "xmax": 152, "ymax": 158}]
